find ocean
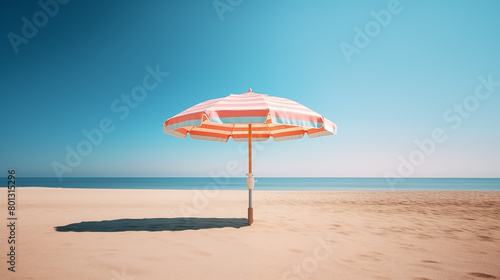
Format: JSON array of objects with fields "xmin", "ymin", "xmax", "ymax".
[{"xmin": 4, "ymin": 177, "xmax": 500, "ymax": 191}]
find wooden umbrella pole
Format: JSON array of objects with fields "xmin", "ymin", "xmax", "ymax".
[
  {"xmin": 249, "ymin": 124, "xmax": 252, "ymax": 174},
  {"xmin": 248, "ymin": 124, "xmax": 254, "ymax": 225}
]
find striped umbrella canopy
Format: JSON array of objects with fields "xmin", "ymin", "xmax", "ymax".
[
  {"xmin": 164, "ymin": 89, "xmax": 337, "ymax": 142},
  {"xmin": 163, "ymin": 89, "xmax": 337, "ymax": 225}
]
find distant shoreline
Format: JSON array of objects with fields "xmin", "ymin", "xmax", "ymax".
[{"xmin": 3, "ymin": 177, "xmax": 500, "ymax": 191}]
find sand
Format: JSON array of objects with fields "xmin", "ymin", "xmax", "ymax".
[{"xmin": 1, "ymin": 188, "xmax": 499, "ymax": 280}]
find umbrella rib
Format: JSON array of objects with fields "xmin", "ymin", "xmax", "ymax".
[
  {"xmin": 265, "ymin": 116, "xmax": 274, "ymax": 138},
  {"xmin": 230, "ymin": 124, "xmax": 236, "ymax": 139},
  {"xmin": 262, "ymin": 96, "xmax": 279, "ymax": 140}
]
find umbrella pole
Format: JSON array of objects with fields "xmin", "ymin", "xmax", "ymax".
[{"xmin": 248, "ymin": 124, "xmax": 254, "ymax": 225}]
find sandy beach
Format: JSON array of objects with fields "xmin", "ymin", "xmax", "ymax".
[{"xmin": 1, "ymin": 188, "xmax": 499, "ymax": 280}]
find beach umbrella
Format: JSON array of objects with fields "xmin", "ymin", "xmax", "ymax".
[{"xmin": 163, "ymin": 89, "xmax": 337, "ymax": 225}]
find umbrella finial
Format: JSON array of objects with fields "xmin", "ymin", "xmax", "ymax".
[{"xmin": 248, "ymin": 88, "xmax": 252, "ymax": 93}]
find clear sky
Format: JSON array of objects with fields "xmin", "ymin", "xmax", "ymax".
[{"xmin": 1, "ymin": 0, "xmax": 499, "ymax": 178}]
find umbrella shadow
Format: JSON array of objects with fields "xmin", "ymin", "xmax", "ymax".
[{"xmin": 55, "ymin": 217, "xmax": 248, "ymax": 232}]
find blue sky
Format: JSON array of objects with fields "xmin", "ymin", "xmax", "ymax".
[{"xmin": 1, "ymin": 0, "xmax": 499, "ymax": 178}]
